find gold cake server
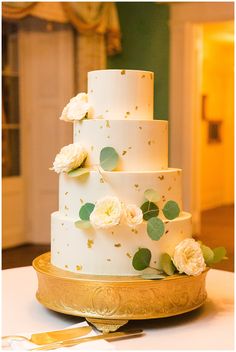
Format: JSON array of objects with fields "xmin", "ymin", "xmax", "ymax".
[
  {"xmin": 2, "ymin": 326, "xmax": 92, "ymax": 345},
  {"xmin": 30, "ymin": 329, "xmax": 144, "ymax": 351}
]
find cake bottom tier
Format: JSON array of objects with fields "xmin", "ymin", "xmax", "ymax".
[{"xmin": 51, "ymin": 211, "xmax": 192, "ymax": 276}]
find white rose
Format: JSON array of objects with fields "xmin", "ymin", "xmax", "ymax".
[
  {"xmin": 124, "ymin": 204, "xmax": 143, "ymax": 227},
  {"xmin": 90, "ymin": 196, "xmax": 122, "ymax": 229},
  {"xmin": 172, "ymin": 238, "xmax": 206, "ymax": 276},
  {"xmin": 60, "ymin": 93, "xmax": 90, "ymax": 122},
  {"xmin": 51, "ymin": 143, "xmax": 87, "ymax": 173}
]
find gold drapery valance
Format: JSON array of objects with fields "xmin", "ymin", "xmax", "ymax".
[{"xmin": 2, "ymin": 2, "xmax": 121, "ymax": 55}]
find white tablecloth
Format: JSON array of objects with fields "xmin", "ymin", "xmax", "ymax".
[{"xmin": 2, "ymin": 266, "xmax": 234, "ymax": 350}]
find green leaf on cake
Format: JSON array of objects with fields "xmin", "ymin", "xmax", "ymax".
[
  {"xmin": 132, "ymin": 248, "xmax": 151, "ymax": 270},
  {"xmin": 67, "ymin": 167, "xmax": 90, "ymax": 178},
  {"xmin": 144, "ymin": 189, "xmax": 161, "ymax": 202},
  {"xmin": 211, "ymin": 247, "xmax": 227, "ymax": 264},
  {"xmin": 201, "ymin": 244, "xmax": 214, "ymax": 265},
  {"xmin": 147, "ymin": 217, "xmax": 165, "ymax": 241},
  {"xmin": 79, "ymin": 203, "xmax": 95, "ymax": 221},
  {"xmin": 141, "ymin": 201, "xmax": 159, "ymax": 221},
  {"xmin": 75, "ymin": 220, "xmax": 92, "ymax": 229},
  {"xmin": 162, "ymin": 200, "xmax": 180, "ymax": 220},
  {"xmin": 160, "ymin": 253, "xmax": 176, "ymax": 276},
  {"xmin": 100, "ymin": 147, "xmax": 119, "ymax": 171},
  {"xmin": 141, "ymin": 273, "xmax": 166, "ymax": 280}
]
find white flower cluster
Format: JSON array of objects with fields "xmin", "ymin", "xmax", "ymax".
[
  {"xmin": 51, "ymin": 143, "xmax": 87, "ymax": 173},
  {"xmin": 60, "ymin": 93, "xmax": 91, "ymax": 122},
  {"xmin": 90, "ymin": 196, "xmax": 143, "ymax": 229},
  {"xmin": 172, "ymin": 238, "xmax": 206, "ymax": 276}
]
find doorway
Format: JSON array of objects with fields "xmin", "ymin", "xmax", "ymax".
[{"xmin": 199, "ymin": 21, "xmax": 234, "ymax": 271}]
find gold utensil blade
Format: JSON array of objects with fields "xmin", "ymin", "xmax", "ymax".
[
  {"xmin": 2, "ymin": 326, "xmax": 92, "ymax": 346},
  {"xmin": 30, "ymin": 329, "xmax": 144, "ymax": 351}
]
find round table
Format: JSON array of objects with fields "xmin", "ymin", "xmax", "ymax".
[{"xmin": 2, "ymin": 266, "xmax": 234, "ymax": 350}]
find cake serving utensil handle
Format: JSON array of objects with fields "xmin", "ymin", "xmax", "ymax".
[{"xmin": 29, "ymin": 329, "xmax": 144, "ymax": 351}]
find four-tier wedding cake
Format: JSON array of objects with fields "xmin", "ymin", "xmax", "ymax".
[{"xmin": 50, "ymin": 69, "xmax": 207, "ymax": 277}]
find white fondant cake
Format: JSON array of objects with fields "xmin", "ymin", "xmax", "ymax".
[{"xmin": 51, "ymin": 69, "xmax": 193, "ymax": 276}]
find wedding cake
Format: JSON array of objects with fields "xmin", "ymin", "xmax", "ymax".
[{"xmin": 50, "ymin": 69, "xmax": 220, "ymax": 277}]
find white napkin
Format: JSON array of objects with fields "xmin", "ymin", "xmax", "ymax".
[{"xmin": 3, "ymin": 321, "xmax": 114, "ymax": 351}]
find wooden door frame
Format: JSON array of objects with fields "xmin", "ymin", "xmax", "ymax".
[{"xmin": 169, "ymin": 2, "xmax": 234, "ymax": 233}]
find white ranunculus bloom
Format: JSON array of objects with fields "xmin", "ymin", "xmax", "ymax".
[
  {"xmin": 172, "ymin": 238, "xmax": 206, "ymax": 276},
  {"xmin": 124, "ymin": 204, "xmax": 143, "ymax": 227},
  {"xmin": 52, "ymin": 143, "xmax": 87, "ymax": 173},
  {"xmin": 90, "ymin": 196, "xmax": 123, "ymax": 229},
  {"xmin": 60, "ymin": 93, "xmax": 90, "ymax": 122}
]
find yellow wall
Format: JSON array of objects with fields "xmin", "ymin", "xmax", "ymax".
[{"xmin": 201, "ymin": 22, "xmax": 234, "ymax": 210}]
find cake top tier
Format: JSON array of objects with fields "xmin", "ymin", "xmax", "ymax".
[{"xmin": 88, "ymin": 69, "xmax": 154, "ymax": 121}]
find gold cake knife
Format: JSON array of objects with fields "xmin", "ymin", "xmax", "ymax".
[{"xmin": 2, "ymin": 326, "xmax": 92, "ymax": 345}]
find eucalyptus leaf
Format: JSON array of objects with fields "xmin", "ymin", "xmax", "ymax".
[
  {"xmin": 147, "ymin": 217, "xmax": 165, "ymax": 241},
  {"xmin": 79, "ymin": 203, "xmax": 95, "ymax": 221},
  {"xmin": 144, "ymin": 189, "xmax": 161, "ymax": 202},
  {"xmin": 100, "ymin": 147, "xmax": 119, "ymax": 171},
  {"xmin": 160, "ymin": 253, "xmax": 175, "ymax": 275},
  {"xmin": 212, "ymin": 247, "xmax": 227, "ymax": 264},
  {"xmin": 67, "ymin": 167, "xmax": 90, "ymax": 178},
  {"xmin": 141, "ymin": 273, "xmax": 166, "ymax": 280},
  {"xmin": 132, "ymin": 248, "xmax": 151, "ymax": 271},
  {"xmin": 141, "ymin": 201, "xmax": 159, "ymax": 221},
  {"xmin": 74, "ymin": 220, "xmax": 92, "ymax": 229},
  {"xmin": 162, "ymin": 200, "xmax": 180, "ymax": 220},
  {"xmin": 201, "ymin": 244, "xmax": 214, "ymax": 265}
]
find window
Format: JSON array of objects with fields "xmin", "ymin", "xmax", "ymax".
[{"xmin": 2, "ymin": 22, "xmax": 20, "ymax": 177}]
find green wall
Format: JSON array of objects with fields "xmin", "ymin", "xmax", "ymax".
[{"xmin": 108, "ymin": 2, "xmax": 169, "ymax": 120}]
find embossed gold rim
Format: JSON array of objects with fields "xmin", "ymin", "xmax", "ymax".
[{"xmin": 33, "ymin": 252, "xmax": 209, "ymax": 330}]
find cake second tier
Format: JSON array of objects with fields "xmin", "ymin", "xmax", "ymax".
[{"xmin": 74, "ymin": 119, "xmax": 168, "ymax": 171}]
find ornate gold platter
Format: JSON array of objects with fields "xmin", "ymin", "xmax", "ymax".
[{"xmin": 33, "ymin": 252, "xmax": 209, "ymax": 332}]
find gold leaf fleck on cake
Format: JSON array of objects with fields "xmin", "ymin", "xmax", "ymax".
[
  {"xmin": 126, "ymin": 111, "xmax": 130, "ymax": 115},
  {"xmin": 126, "ymin": 253, "xmax": 132, "ymax": 259},
  {"xmin": 122, "ymin": 150, "xmax": 127, "ymax": 156},
  {"xmin": 165, "ymin": 230, "xmax": 169, "ymax": 234},
  {"xmin": 162, "ymin": 196, "xmax": 166, "ymax": 202},
  {"xmin": 105, "ymin": 109, "xmax": 109, "ymax": 113},
  {"xmin": 177, "ymin": 170, "xmax": 181, "ymax": 176},
  {"xmin": 134, "ymin": 184, "xmax": 139, "ymax": 188},
  {"xmin": 114, "ymin": 243, "xmax": 121, "ymax": 247},
  {"xmin": 100, "ymin": 178, "xmax": 104, "ymax": 183},
  {"xmin": 139, "ymin": 126, "xmax": 142, "ymax": 130},
  {"xmin": 78, "ymin": 129, "xmax": 81, "ymax": 134},
  {"xmin": 65, "ymin": 265, "xmax": 68, "ymax": 268},
  {"xmin": 87, "ymin": 239, "xmax": 94, "ymax": 248},
  {"xmin": 128, "ymin": 146, "xmax": 132, "ymax": 150},
  {"xmin": 76, "ymin": 265, "xmax": 82, "ymax": 271},
  {"xmin": 107, "ymin": 258, "xmax": 111, "ymax": 262},
  {"xmin": 158, "ymin": 175, "xmax": 164, "ymax": 181},
  {"xmin": 168, "ymin": 186, "xmax": 172, "ymax": 191},
  {"xmin": 91, "ymin": 146, "xmax": 94, "ymax": 151},
  {"xmin": 154, "ymin": 261, "xmax": 157, "ymax": 264},
  {"xmin": 107, "ymin": 135, "xmax": 110, "ymax": 139},
  {"xmin": 80, "ymin": 198, "xmax": 84, "ymax": 204},
  {"xmin": 111, "ymin": 231, "xmax": 114, "ymax": 235},
  {"xmin": 135, "ymin": 106, "xmax": 138, "ymax": 110},
  {"xmin": 57, "ymin": 251, "xmax": 60, "ymax": 255},
  {"xmin": 65, "ymin": 191, "xmax": 68, "ymax": 196},
  {"xmin": 121, "ymin": 69, "xmax": 126, "ymax": 75},
  {"xmin": 131, "ymin": 228, "xmax": 138, "ymax": 234},
  {"xmin": 148, "ymin": 140, "xmax": 151, "ymax": 146},
  {"xmin": 65, "ymin": 205, "xmax": 69, "ymax": 210},
  {"xmin": 106, "ymin": 120, "xmax": 110, "ymax": 128},
  {"xmin": 67, "ymin": 243, "xmax": 69, "ymax": 247},
  {"xmin": 90, "ymin": 89, "xmax": 93, "ymax": 93},
  {"xmin": 141, "ymin": 74, "xmax": 145, "ymax": 78},
  {"xmin": 165, "ymin": 221, "xmax": 170, "ymax": 224},
  {"xmin": 61, "ymin": 223, "xmax": 64, "ymax": 226}
]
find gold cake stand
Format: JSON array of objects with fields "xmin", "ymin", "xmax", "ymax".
[{"xmin": 33, "ymin": 253, "xmax": 209, "ymax": 333}]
